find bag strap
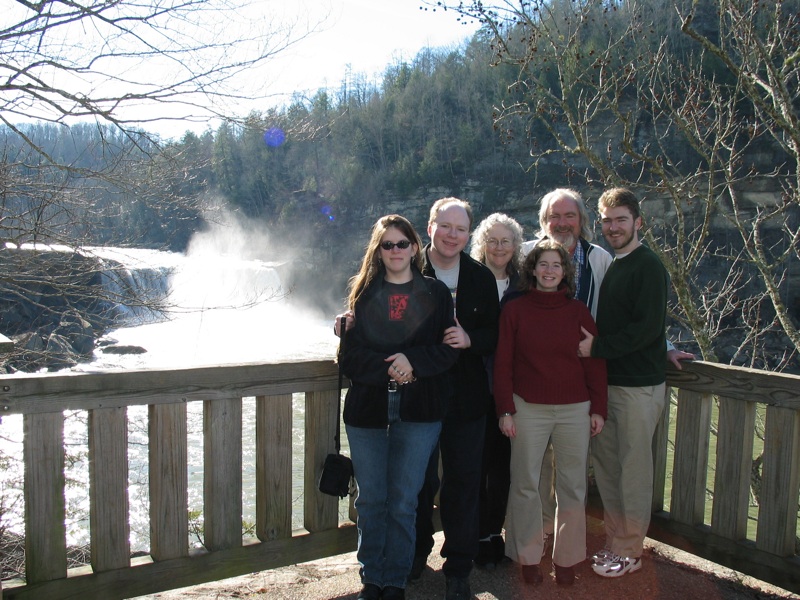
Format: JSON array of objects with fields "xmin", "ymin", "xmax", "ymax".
[{"xmin": 334, "ymin": 316, "xmax": 346, "ymax": 454}]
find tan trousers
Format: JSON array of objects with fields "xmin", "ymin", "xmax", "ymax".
[
  {"xmin": 590, "ymin": 383, "xmax": 666, "ymax": 558},
  {"xmin": 506, "ymin": 396, "xmax": 590, "ymax": 568},
  {"xmin": 540, "ymin": 443, "xmax": 556, "ymax": 535}
]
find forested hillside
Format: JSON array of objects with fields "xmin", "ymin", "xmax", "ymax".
[
  {"xmin": 3, "ymin": 34, "xmax": 543, "ymax": 247},
  {"xmin": 2, "ymin": 0, "xmax": 798, "ymax": 373}
]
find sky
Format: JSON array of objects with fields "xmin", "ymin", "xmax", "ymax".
[
  {"xmin": 155, "ymin": 0, "xmax": 482, "ymax": 139},
  {"xmin": 272, "ymin": 0, "xmax": 479, "ymax": 94}
]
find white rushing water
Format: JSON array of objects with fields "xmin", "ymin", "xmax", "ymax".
[
  {"xmin": 1, "ymin": 234, "xmax": 344, "ymax": 556},
  {"xmin": 80, "ymin": 245, "xmax": 338, "ymax": 370}
]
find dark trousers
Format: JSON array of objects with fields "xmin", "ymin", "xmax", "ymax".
[
  {"xmin": 415, "ymin": 414, "xmax": 486, "ymax": 578},
  {"xmin": 478, "ymin": 413, "xmax": 511, "ymax": 538}
]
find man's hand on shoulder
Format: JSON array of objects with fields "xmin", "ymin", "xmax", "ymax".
[
  {"xmin": 578, "ymin": 326, "xmax": 594, "ymax": 358},
  {"xmin": 443, "ymin": 317, "xmax": 471, "ymax": 349}
]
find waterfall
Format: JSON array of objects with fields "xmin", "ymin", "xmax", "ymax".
[
  {"xmin": 91, "ymin": 247, "xmax": 179, "ymax": 325},
  {"xmin": 82, "ymin": 246, "xmax": 338, "ymax": 371}
]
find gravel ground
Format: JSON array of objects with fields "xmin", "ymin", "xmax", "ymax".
[{"xmin": 134, "ymin": 519, "xmax": 799, "ymax": 600}]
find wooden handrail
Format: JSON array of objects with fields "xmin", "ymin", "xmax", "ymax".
[
  {"xmin": 0, "ymin": 359, "xmax": 353, "ymax": 600},
  {"xmin": 646, "ymin": 361, "xmax": 800, "ymax": 592},
  {"xmin": 0, "ymin": 359, "xmax": 798, "ymax": 598}
]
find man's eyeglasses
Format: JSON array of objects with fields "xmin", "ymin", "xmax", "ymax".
[
  {"xmin": 486, "ymin": 238, "xmax": 514, "ymax": 249},
  {"xmin": 380, "ymin": 240, "xmax": 412, "ymax": 250}
]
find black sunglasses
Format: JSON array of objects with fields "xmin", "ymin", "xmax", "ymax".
[{"xmin": 380, "ymin": 240, "xmax": 412, "ymax": 250}]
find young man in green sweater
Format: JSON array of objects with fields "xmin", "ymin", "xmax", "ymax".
[{"xmin": 577, "ymin": 187, "xmax": 669, "ymax": 578}]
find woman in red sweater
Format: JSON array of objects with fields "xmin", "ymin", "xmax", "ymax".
[{"xmin": 494, "ymin": 239, "xmax": 607, "ymax": 586}]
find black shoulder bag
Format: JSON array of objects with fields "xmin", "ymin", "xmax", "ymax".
[{"xmin": 318, "ymin": 316, "xmax": 354, "ymax": 498}]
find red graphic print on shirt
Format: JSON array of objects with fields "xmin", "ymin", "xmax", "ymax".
[{"xmin": 389, "ymin": 294, "xmax": 410, "ymax": 321}]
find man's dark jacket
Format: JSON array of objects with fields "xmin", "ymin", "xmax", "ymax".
[{"xmin": 422, "ymin": 246, "xmax": 500, "ymax": 422}]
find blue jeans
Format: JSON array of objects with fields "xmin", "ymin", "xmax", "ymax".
[{"xmin": 346, "ymin": 415, "xmax": 441, "ymax": 588}]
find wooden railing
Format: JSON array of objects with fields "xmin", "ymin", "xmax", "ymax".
[
  {"xmin": 0, "ymin": 359, "xmax": 798, "ymax": 599},
  {"xmin": 642, "ymin": 361, "xmax": 800, "ymax": 593},
  {"xmin": 0, "ymin": 360, "xmax": 356, "ymax": 600}
]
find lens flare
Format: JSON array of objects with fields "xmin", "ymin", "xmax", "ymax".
[
  {"xmin": 320, "ymin": 204, "xmax": 335, "ymax": 222},
  {"xmin": 263, "ymin": 127, "xmax": 286, "ymax": 147}
]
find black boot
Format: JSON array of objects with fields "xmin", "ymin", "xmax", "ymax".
[
  {"xmin": 357, "ymin": 583, "xmax": 382, "ymax": 600},
  {"xmin": 491, "ymin": 534, "xmax": 508, "ymax": 564},
  {"xmin": 554, "ymin": 564, "xmax": 575, "ymax": 585},
  {"xmin": 383, "ymin": 585, "xmax": 406, "ymax": 599},
  {"xmin": 444, "ymin": 575, "xmax": 471, "ymax": 600}
]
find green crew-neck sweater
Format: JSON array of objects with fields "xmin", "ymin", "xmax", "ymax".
[{"xmin": 592, "ymin": 244, "xmax": 668, "ymax": 386}]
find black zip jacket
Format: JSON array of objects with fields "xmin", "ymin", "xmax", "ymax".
[
  {"xmin": 421, "ymin": 246, "xmax": 500, "ymax": 422},
  {"xmin": 341, "ymin": 267, "xmax": 459, "ymax": 428}
]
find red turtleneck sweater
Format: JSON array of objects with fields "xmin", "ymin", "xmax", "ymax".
[{"xmin": 493, "ymin": 286, "xmax": 607, "ymax": 419}]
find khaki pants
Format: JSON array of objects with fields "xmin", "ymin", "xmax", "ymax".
[
  {"xmin": 506, "ymin": 396, "xmax": 590, "ymax": 568},
  {"xmin": 539, "ymin": 443, "xmax": 556, "ymax": 535},
  {"xmin": 591, "ymin": 383, "xmax": 666, "ymax": 558}
]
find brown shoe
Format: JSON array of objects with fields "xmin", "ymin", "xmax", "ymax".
[
  {"xmin": 521, "ymin": 564, "xmax": 543, "ymax": 585},
  {"xmin": 554, "ymin": 564, "xmax": 575, "ymax": 585}
]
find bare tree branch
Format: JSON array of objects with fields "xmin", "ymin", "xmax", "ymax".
[{"xmin": 430, "ymin": 0, "xmax": 800, "ymax": 370}]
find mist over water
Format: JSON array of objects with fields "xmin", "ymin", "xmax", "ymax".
[{"xmin": 85, "ymin": 214, "xmax": 339, "ymax": 370}]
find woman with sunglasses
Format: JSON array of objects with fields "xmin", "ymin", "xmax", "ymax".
[{"xmin": 340, "ymin": 214, "xmax": 459, "ymax": 600}]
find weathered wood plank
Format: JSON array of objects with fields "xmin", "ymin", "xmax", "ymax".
[
  {"xmin": 304, "ymin": 390, "xmax": 340, "ymax": 533},
  {"xmin": 256, "ymin": 394, "xmax": 293, "ymax": 542},
  {"xmin": 23, "ymin": 412, "xmax": 66, "ymax": 583},
  {"xmin": 665, "ymin": 361, "xmax": 800, "ymax": 409},
  {"xmin": 651, "ymin": 386, "xmax": 672, "ymax": 512},
  {"xmin": 203, "ymin": 397, "xmax": 243, "ymax": 551},
  {"xmin": 670, "ymin": 389, "xmax": 712, "ymax": 525},
  {"xmin": 757, "ymin": 405, "xmax": 800, "ymax": 555},
  {"xmin": 88, "ymin": 407, "xmax": 130, "ymax": 571},
  {"xmin": 149, "ymin": 402, "xmax": 189, "ymax": 561},
  {"xmin": 2, "ymin": 526, "xmax": 358, "ymax": 600},
  {"xmin": 0, "ymin": 360, "xmax": 339, "ymax": 414},
  {"xmin": 711, "ymin": 396, "xmax": 755, "ymax": 540},
  {"xmin": 9, "ymin": 359, "xmax": 795, "ymax": 413}
]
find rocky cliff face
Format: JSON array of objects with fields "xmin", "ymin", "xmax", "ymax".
[{"xmin": 0, "ymin": 247, "xmax": 138, "ymax": 372}]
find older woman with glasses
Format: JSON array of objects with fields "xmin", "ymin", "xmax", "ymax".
[
  {"xmin": 340, "ymin": 214, "xmax": 459, "ymax": 600},
  {"xmin": 469, "ymin": 212, "xmax": 525, "ymax": 570}
]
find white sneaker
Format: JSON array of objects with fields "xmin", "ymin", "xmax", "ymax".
[
  {"xmin": 591, "ymin": 554, "xmax": 642, "ymax": 577},
  {"xmin": 589, "ymin": 547, "xmax": 614, "ymax": 565}
]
